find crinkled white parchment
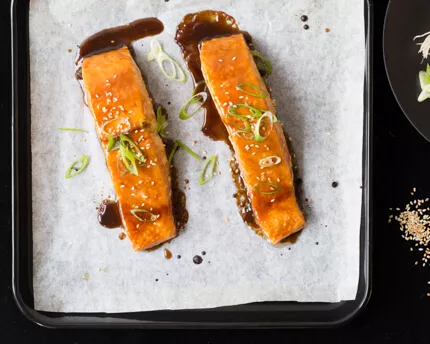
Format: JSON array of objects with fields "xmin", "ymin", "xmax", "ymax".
[{"xmin": 30, "ymin": 0, "xmax": 364, "ymax": 312}]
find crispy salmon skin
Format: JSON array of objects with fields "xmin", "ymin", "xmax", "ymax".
[
  {"xmin": 200, "ymin": 34, "xmax": 305, "ymax": 243},
  {"xmin": 82, "ymin": 46, "xmax": 176, "ymax": 250}
]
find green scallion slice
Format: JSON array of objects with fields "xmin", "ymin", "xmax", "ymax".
[
  {"xmin": 253, "ymin": 182, "xmax": 281, "ymax": 195},
  {"xmin": 228, "ymin": 104, "xmax": 265, "ymax": 119},
  {"xmin": 156, "ymin": 107, "xmax": 168, "ymax": 137},
  {"xmin": 58, "ymin": 127, "xmax": 88, "ymax": 133},
  {"xmin": 179, "ymin": 92, "xmax": 208, "ymax": 120},
  {"xmin": 259, "ymin": 156, "xmax": 281, "ymax": 169},
  {"xmin": 107, "ymin": 135, "xmax": 121, "ymax": 152},
  {"xmin": 233, "ymin": 129, "xmax": 255, "ymax": 140},
  {"xmin": 168, "ymin": 140, "xmax": 200, "ymax": 164},
  {"xmin": 236, "ymin": 83, "xmax": 267, "ymax": 98},
  {"xmin": 254, "ymin": 111, "xmax": 276, "ymax": 142},
  {"xmin": 251, "ymin": 50, "xmax": 273, "ymax": 77},
  {"xmin": 119, "ymin": 142, "xmax": 138, "ymax": 176},
  {"xmin": 131, "ymin": 209, "xmax": 160, "ymax": 223},
  {"xmin": 199, "ymin": 155, "xmax": 217, "ymax": 185},
  {"xmin": 65, "ymin": 155, "xmax": 90, "ymax": 179},
  {"xmin": 147, "ymin": 39, "xmax": 186, "ymax": 83},
  {"xmin": 120, "ymin": 134, "xmax": 145, "ymax": 163}
]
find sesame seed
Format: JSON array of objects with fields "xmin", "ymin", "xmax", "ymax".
[
  {"xmin": 113, "ymin": 74, "xmax": 117, "ymax": 79},
  {"xmin": 95, "ymin": 94, "xmax": 99, "ymax": 98},
  {"xmin": 102, "ymin": 107, "xmax": 107, "ymax": 113},
  {"xmin": 219, "ymin": 59, "xmax": 223, "ymax": 62},
  {"xmin": 232, "ymin": 56, "xmax": 237, "ymax": 61},
  {"xmin": 120, "ymin": 184, "xmax": 125, "ymax": 188},
  {"xmin": 270, "ymin": 199, "xmax": 275, "ymax": 203}
]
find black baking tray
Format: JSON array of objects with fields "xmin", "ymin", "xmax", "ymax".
[{"xmin": 11, "ymin": 0, "xmax": 373, "ymax": 329}]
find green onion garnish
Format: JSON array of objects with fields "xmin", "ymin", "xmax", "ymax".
[
  {"xmin": 119, "ymin": 143, "xmax": 138, "ymax": 176},
  {"xmin": 251, "ymin": 50, "xmax": 273, "ymax": 77},
  {"xmin": 236, "ymin": 83, "xmax": 267, "ymax": 98},
  {"xmin": 179, "ymin": 92, "xmax": 208, "ymax": 120},
  {"xmin": 254, "ymin": 111, "xmax": 276, "ymax": 142},
  {"xmin": 58, "ymin": 128, "xmax": 88, "ymax": 133},
  {"xmin": 156, "ymin": 107, "xmax": 168, "ymax": 137},
  {"xmin": 147, "ymin": 39, "xmax": 186, "ymax": 83},
  {"xmin": 228, "ymin": 104, "xmax": 265, "ymax": 119},
  {"xmin": 107, "ymin": 135, "xmax": 121, "ymax": 152},
  {"xmin": 259, "ymin": 156, "xmax": 281, "ymax": 169},
  {"xmin": 65, "ymin": 155, "xmax": 90, "ymax": 179},
  {"xmin": 168, "ymin": 140, "xmax": 200, "ymax": 165},
  {"xmin": 253, "ymin": 182, "xmax": 281, "ymax": 195},
  {"xmin": 120, "ymin": 134, "xmax": 145, "ymax": 163},
  {"xmin": 233, "ymin": 129, "xmax": 255, "ymax": 140},
  {"xmin": 199, "ymin": 155, "xmax": 217, "ymax": 185},
  {"xmin": 418, "ymin": 64, "xmax": 430, "ymax": 102},
  {"xmin": 131, "ymin": 209, "xmax": 160, "ymax": 223}
]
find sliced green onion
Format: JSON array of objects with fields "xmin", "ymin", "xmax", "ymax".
[
  {"xmin": 236, "ymin": 83, "xmax": 267, "ymax": 98},
  {"xmin": 179, "ymin": 92, "xmax": 208, "ymax": 120},
  {"xmin": 131, "ymin": 209, "xmax": 160, "ymax": 223},
  {"xmin": 101, "ymin": 118, "xmax": 130, "ymax": 136},
  {"xmin": 228, "ymin": 104, "xmax": 265, "ymax": 119},
  {"xmin": 156, "ymin": 107, "xmax": 168, "ymax": 137},
  {"xmin": 253, "ymin": 182, "xmax": 281, "ymax": 195},
  {"xmin": 58, "ymin": 127, "xmax": 88, "ymax": 133},
  {"xmin": 254, "ymin": 111, "xmax": 276, "ymax": 142},
  {"xmin": 233, "ymin": 129, "xmax": 255, "ymax": 140},
  {"xmin": 199, "ymin": 155, "xmax": 217, "ymax": 185},
  {"xmin": 168, "ymin": 140, "xmax": 200, "ymax": 164},
  {"xmin": 259, "ymin": 156, "xmax": 281, "ymax": 169},
  {"xmin": 65, "ymin": 155, "xmax": 90, "ymax": 179},
  {"xmin": 120, "ymin": 134, "xmax": 145, "ymax": 163},
  {"xmin": 107, "ymin": 135, "xmax": 121, "ymax": 152},
  {"xmin": 147, "ymin": 39, "xmax": 186, "ymax": 83},
  {"xmin": 251, "ymin": 50, "xmax": 273, "ymax": 77},
  {"xmin": 119, "ymin": 142, "xmax": 138, "ymax": 176}
]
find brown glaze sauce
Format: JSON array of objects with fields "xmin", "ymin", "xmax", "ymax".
[
  {"xmin": 164, "ymin": 248, "xmax": 173, "ymax": 260},
  {"xmin": 175, "ymin": 10, "xmax": 252, "ymax": 142},
  {"xmin": 98, "ymin": 199, "xmax": 122, "ymax": 228},
  {"xmin": 76, "ymin": 18, "xmax": 164, "ymax": 63},
  {"xmin": 165, "ymin": 138, "xmax": 190, "ymax": 232}
]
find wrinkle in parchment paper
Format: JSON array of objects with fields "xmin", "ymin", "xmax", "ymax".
[{"xmin": 30, "ymin": 0, "xmax": 364, "ymax": 312}]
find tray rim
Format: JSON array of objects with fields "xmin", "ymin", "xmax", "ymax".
[{"xmin": 11, "ymin": 0, "xmax": 373, "ymax": 329}]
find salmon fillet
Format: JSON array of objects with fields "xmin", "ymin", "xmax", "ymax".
[
  {"xmin": 82, "ymin": 46, "xmax": 176, "ymax": 250},
  {"xmin": 200, "ymin": 34, "xmax": 305, "ymax": 243}
]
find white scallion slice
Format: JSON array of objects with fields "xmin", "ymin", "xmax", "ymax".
[
  {"xmin": 417, "ymin": 64, "xmax": 430, "ymax": 102},
  {"xmin": 65, "ymin": 155, "xmax": 90, "ymax": 179},
  {"xmin": 259, "ymin": 156, "xmax": 281, "ymax": 169},
  {"xmin": 147, "ymin": 39, "xmax": 186, "ymax": 83},
  {"xmin": 131, "ymin": 209, "xmax": 160, "ymax": 223},
  {"xmin": 414, "ymin": 31, "xmax": 430, "ymax": 60},
  {"xmin": 179, "ymin": 92, "xmax": 208, "ymax": 120}
]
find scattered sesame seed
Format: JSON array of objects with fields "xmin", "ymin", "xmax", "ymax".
[
  {"xmin": 219, "ymin": 59, "xmax": 223, "ymax": 62},
  {"xmin": 232, "ymin": 56, "xmax": 237, "ymax": 60}
]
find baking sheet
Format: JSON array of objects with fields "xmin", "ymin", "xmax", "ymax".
[{"xmin": 30, "ymin": 0, "xmax": 364, "ymax": 312}]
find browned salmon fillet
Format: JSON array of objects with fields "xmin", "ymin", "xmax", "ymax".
[
  {"xmin": 200, "ymin": 34, "xmax": 305, "ymax": 243},
  {"xmin": 82, "ymin": 46, "xmax": 176, "ymax": 250}
]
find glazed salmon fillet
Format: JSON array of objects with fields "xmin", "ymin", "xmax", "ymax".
[
  {"xmin": 82, "ymin": 46, "xmax": 176, "ymax": 250},
  {"xmin": 200, "ymin": 34, "xmax": 305, "ymax": 243}
]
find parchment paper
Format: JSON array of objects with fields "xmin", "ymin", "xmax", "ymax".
[{"xmin": 30, "ymin": 0, "xmax": 364, "ymax": 312}]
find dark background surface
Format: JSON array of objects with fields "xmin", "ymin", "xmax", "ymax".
[{"xmin": 2, "ymin": 0, "xmax": 430, "ymax": 342}]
